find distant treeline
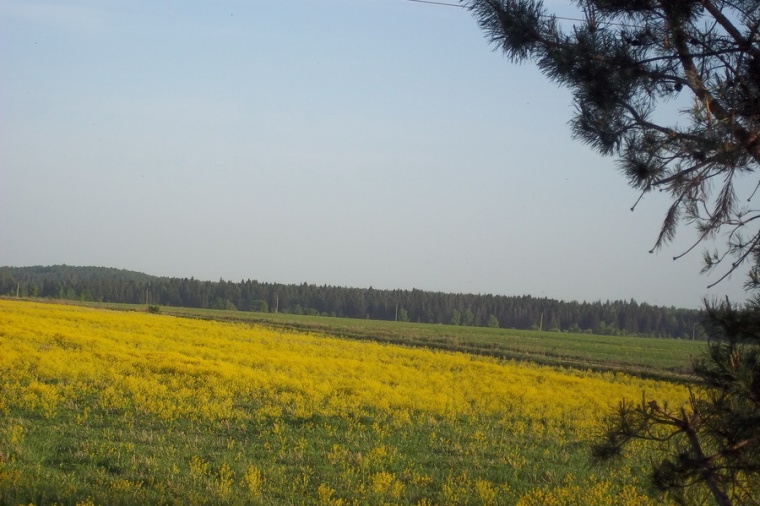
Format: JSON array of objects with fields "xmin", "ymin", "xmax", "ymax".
[{"xmin": 1, "ymin": 265, "xmax": 706, "ymax": 339}]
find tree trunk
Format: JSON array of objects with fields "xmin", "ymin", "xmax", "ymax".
[{"xmin": 683, "ymin": 424, "xmax": 733, "ymax": 506}]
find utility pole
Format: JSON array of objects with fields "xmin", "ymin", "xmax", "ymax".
[
  {"xmin": 395, "ymin": 303, "xmax": 399, "ymax": 322},
  {"xmin": 539, "ymin": 311, "xmax": 544, "ymax": 332}
]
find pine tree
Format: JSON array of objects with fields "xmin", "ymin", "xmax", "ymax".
[
  {"xmin": 465, "ymin": 0, "xmax": 760, "ymax": 286},
  {"xmin": 591, "ymin": 298, "xmax": 760, "ymax": 504},
  {"xmin": 464, "ymin": 1, "xmax": 760, "ymax": 503}
]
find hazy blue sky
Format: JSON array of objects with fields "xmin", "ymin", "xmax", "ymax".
[{"xmin": 0, "ymin": 0, "xmax": 749, "ymax": 308}]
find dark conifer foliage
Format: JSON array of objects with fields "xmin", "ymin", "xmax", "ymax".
[
  {"xmin": 466, "ymin": 0, "xmax": 760, "ymax": 288},
  {"xmin": 0, "ymin": 265, "xmax": 702, "ymax": 339},
  {"xmin": 461, "ymin": 0, "xmax": 760, "ymax": 502},
  {"xmin": 591, "ymin": 298, "xmax": 760, "ymax": 504}
]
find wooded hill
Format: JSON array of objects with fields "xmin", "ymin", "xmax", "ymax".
[{"xmin": 0, "ymin": 265, "xmax": 704, "ymax": 339}]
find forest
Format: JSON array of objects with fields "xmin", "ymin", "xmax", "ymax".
[{"xmin": 0, "ymin": 265, "xmax": 703, "ymax": 339}]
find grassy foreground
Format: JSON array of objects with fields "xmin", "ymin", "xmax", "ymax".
[{"xmin": 0, "ymin": 300, "xmax": 690, "ymax": 505}]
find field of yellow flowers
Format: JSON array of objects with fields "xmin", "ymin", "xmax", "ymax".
[{"xmin": 0, "ymin": 300, "xmax": 690, "ymax": 505}]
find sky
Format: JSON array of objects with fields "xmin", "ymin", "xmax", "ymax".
[{"xmin": 0, "ymin": 0, "xmax": 750, "ymax": 308}]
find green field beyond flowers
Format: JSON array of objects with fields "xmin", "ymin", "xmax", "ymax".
[{"xmin": 0, "ymin": 300, "xmax": 695, "ymax": 505}]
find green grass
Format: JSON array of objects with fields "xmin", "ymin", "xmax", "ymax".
[
  {"xmin": 1, "ymin": 402, "xmax": 649, "ymax": 505},
  {"xmin": 69, "ymin": 300, "xmax": 703, "ymax": 381}
]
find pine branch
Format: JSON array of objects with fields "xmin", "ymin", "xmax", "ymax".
[
  {"xmin": 669, "ymin": 9, "xmax": 760, "ymax": 164},
  {"xmin": 699, "ymin": 0, "xmax": 760, "ymax": 59}
]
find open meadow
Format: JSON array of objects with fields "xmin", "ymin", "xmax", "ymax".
[{"xmin": 0, "ymin": 299, "xmax": 693, "ymax": 505}]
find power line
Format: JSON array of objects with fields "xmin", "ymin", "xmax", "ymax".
[
  {"xmin": 403, "ymin": 0, "xmax": 589, "ymax": 23},
  {"xmin": 402, "ymin": 0, "xmax": 641, "ymax": 28},
  {"xmin": 404, "ymin": 0, "xmax": 464, "ymax": 7}
]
